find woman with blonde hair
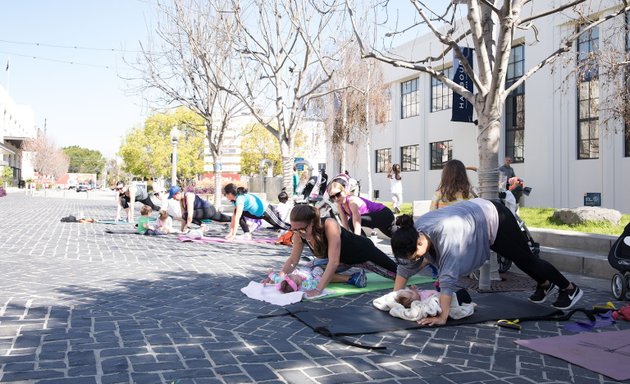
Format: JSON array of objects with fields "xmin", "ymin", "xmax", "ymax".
[{"xmin": 327, "ymin": 180, "xmax": 395, "ymax": 238}]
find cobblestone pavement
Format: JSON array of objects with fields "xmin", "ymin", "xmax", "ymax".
[{"xmin": 0, "ymin": 192, "xmax": 629, "ymax": 384}]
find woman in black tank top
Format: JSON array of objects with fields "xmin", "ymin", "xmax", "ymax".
[{"xmin": 262, "ymin": 204, "xmax": 397, "ymax": 298}]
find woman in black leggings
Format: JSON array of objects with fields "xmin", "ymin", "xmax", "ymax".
[
  {"xmin": 262, "ymin": 204, "xmax": 398, "ymax": 298},
  {"xmin": 390, "ymin": 198, "xmax": 583, "ymax": 327}
]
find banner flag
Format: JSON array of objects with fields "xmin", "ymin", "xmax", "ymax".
[{"xmin": 451, "ymin": 47, "xmax": 474, "ymax": 123}]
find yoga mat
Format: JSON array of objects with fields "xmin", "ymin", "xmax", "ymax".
[
  {"xmin": 178, "ymin": 234, "xmax": 277, "ymax": 244},
  {"xmin": 104, "ymin": 228, "xmax": 139, "ymax": 235},
  {"xmin": 515, "ymin": 329, "xmax": 630, "ymax": 381},
  {"xmin": 285, "ymin": 291, "xmax": 560, "ymax": 336},
  {"xmin": 457, "ymin": 271, "xmax": 536, "ymax": 292},
  {"xmin": 310, "ymin": 273, "xmax": 434, "ymax": 300},
  {"xmin": 96, "ymin": 220, "xmax": 136, "ymax": 225}
]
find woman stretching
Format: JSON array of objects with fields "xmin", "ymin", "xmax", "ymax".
[
  {"xmin": 168, "ymin": 186, "xmax": 231, "ymax": 232},
  {"xmin": 390, "ymin": 199, "xmax": 583, "ymax": 326},
  {"xmin": 223, "ymin": 183, "xmax": 290, "ymax": 240},
  {"xmin": 327, "ymin": 181, "xmax": 395, "ymax": 238},
  {"xmin": 262, "ymin": 204, "xmax": 398, "ymax": 298}
]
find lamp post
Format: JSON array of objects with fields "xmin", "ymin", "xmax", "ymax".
[{"xmin": 170, "ymin": 126, "xmax": 180, "ymax": 186}]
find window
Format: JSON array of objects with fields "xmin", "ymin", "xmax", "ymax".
[
  {"xmin": 430, "ymin": 67, "xmax": 453, "ymax": 112},
  {"xmin": 429, "ymin": 140, "xmax": 452, "ymax": 170},
  {"xmin": 375, "ymin": 148, "xmax": 391, "ymax": 173},
  {"xmin": 505, "ymin": 44, "xmax": 525, "ymax": 163},
  {"xmin": 376, "ymin": 89, "xmax": 392, "ymax": 124},
  {"xmin": 400, "ymin": 78, "xmax": 419, "ymax": 119},
  {"xmin": 626, "ymin": 12, "xmax": 630, "ymax": 157},
  {"xmin": 400, "ymin": 145, "xmax": 419, "ymax": 171},
  {"xmin": 577, "ymin": 26, "xmax": 599, "ymax": 159}
]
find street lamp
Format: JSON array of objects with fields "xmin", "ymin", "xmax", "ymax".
[{"xmin": 170, "ymin": 125, "xmax": 180, "ymax": 186}]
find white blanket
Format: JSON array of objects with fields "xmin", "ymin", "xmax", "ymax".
[{"xmin": 240, "ymin": 281, "xmax": 331, "ymax": 306}]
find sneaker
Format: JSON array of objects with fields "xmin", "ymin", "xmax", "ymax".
[
  {"xmin": 528, "ymin": 283, "xmax": 558, "ymax": 303},
  {"xmin": 347, "ymin": 270, "xmax": 367, "ymax": 288},
  {"xmin": 242, "ymin": 232, "xmax": 252, "ymax": 240},
  {"xmin": 552, "ymin": 284, "xmax": 583, "ymax": 310}
]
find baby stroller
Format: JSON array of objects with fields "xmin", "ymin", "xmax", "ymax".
[
  {"xmin": 609, "ymin": 222, "xmax": 630, "ymax": 300},
  {"xmin": 496, "ymin": 189, "xmax": 540, "ymax": 273}
]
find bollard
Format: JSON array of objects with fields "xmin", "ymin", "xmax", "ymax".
[{"xmin": 478, "ymin": 260, "xmax": 491, "ymax": 290}]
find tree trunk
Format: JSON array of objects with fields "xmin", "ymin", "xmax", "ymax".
[
  {"xmin": 212, "ymin": 155, "xmax": 223, "ymax": 209},
  {"xmin": 476, "ymin": 109, "xmax": 501, "ymax": 200},
  {"xmin": 280, "ymin": 139, "xmax": 293, "ymax": 198}
]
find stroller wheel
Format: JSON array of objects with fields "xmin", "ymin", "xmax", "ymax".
[
  {"xmin": 625, "ymin": 274, "xmax": 630, "ymax": 301},
  {"xmin": 611, "ymin": 273, "xmax": 626, "ymax": 300},
  {"xmin": 496, "ymin": 254, "xmax": 512, "ymax": 273}
]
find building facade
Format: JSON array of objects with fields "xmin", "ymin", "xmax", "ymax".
[
  {"xmin": 0, "ymin": 85, "xmax": 36, "ymax": 185},
  {"xmin": 347, "ymin": 2, "xmax": 630, "ymax": 213}
]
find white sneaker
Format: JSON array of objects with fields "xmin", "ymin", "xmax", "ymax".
[{"xmin": 242, "ymin": 232, "xmax": 252, "ymax": 240}]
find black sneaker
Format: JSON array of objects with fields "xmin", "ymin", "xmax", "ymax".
[
  {"xmin": 552, "ymin": 285, "xmax": 583, "ymax": 310},
  {"xmin": 528, "ymin": 283, "xmax": 558, "ymax": 303}
]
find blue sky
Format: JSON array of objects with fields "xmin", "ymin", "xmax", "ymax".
[
  {"xmin": 0, "ymin": 0, "xmax": 156, "ymax": 158},
  {"xmin": 0, "ymin": 1, "xmax": 441, "ymax": 159}
]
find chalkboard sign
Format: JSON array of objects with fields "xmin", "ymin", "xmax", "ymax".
[{"xmin": 584, "ymin": 192, "xmax": 601, "ymax": 207}]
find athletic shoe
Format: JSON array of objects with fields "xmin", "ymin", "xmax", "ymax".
[
  {"xmin": 552, "ymin": 284, "xmax": 583, "ymax": 310},
  {"xmin": 528, "ymin": 283, "xmax": 558, "ymax": 303},
  {"xmin": 347, "ymin": 270, "xmax": 367, "ymax": 288},
  {"xmin": 242, "ymin": 232, "xmax": 252, "ymax": 240}
]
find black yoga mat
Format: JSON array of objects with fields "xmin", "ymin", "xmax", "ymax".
[{"xmin": 285, "ymin": 291, "xmax": 561, "ymax": 336}]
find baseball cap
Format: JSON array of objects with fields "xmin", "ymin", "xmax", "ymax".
[{"xmin": 168, "ymin": 186, "xmax": 181, "ymax": 199}]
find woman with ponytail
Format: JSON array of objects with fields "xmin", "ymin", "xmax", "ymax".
[
  {"xmin": 262, "ymin": 204, "xmax": 398, "ymax": 297},
  {"xmin": 223, "ymin": 183, "xmax": 290, "ymax": 240},
  {"xmin": 390, "ymin": 199, "xmax": 583, "ymax": 326}
]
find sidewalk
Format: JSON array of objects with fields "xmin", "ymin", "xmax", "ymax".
[{"xmin": 0, "ymin": 193, "xmax": 628, "ymax": 384}]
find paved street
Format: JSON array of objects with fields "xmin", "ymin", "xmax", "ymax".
[{"xmin": 0, "ymin": 192, "xmax": 628, "ymax": 384}]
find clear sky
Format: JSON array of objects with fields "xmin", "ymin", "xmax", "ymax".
[
  {"xmin": 0, "ymin": 1, "xmax": 442, "ymax": 160},
  {"xmin": 0, "ymin": 0, "xmax": 157, "ymax": 158}
]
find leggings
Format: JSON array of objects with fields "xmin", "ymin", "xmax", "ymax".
[
  {"xmin": 349, "ymin": 208, "xmax": 395, "ymax": 238},
  {"xmin": 183, "ymin": 205, "xmax": 231, "ymax": 226},
  {"xmin": 240, "ymin": 205, "xmax": 290, "ymax": 233},
  {"xmin": 121, "ymin": 195, "xmax": 161, "ymax": 211},
  {"xmin": 489, "ymin": 201, "xmax": 570, "ymax": 289}
]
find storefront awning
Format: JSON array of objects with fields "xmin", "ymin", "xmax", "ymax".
[{"xmin": 0, "ymin": 142, "xmax": 15, "ymax": 155}]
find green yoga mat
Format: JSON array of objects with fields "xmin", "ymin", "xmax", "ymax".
[{"xmin": 311, "ymin": 273, "xmax": 435, "ymax": 300}]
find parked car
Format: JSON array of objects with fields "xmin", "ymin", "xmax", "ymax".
[{"xmin": 76, "ymin": 184, "xmax": 89, "ymax": 192}]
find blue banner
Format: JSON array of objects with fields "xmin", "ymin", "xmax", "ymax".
[{"xmin": 451, "ymin": 47, "xmax": 474, "ymax": 123}]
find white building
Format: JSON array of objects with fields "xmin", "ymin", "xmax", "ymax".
[
  {"xmin": 346, "ymin": 3, "xmax": 630, "ymax": 213},
  {"xmin": 0, "ymin": 85, "xmax": 36, "ymax": 185},
  {"xmin": 203, "ymin": 114, "xmax": 327, "ymax": 177}
]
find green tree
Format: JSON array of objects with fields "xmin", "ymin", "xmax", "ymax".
[
  {"xmin": 240, "ymin": 123, "xmax": 282, "ymax": 176},
  {"xmin": 62, "ymin": 146, "xmax": 106, "ymax": 175},
  {"xmin": 118, "ymin": 108, "xmax": 206, "ymax": 182},
  {"xmin": 241, "ymin": 123, "xmax": 308, "ymax": 176}
]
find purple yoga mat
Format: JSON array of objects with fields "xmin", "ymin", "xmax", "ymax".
[
  {"xmin": 178, "ymin": 234, "xmax": 277, "ymax": 244},
  {"xmin": 515, "ymin": 329, "xmax": 630, "ymax": 381}
]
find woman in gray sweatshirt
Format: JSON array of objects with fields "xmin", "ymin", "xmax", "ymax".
[{"xmin": 390, "ymin": 198, "xmax": 582, "ymax": 326}]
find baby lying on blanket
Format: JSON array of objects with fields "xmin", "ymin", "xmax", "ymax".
[
  {"xmin": 266, "ymin": 267, "xmax": 324, "ymax": 293},
  {"xmin": 373, "ymin": 286, "xmax": 475, "ymax": 322}
]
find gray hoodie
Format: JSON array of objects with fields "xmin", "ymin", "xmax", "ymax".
[{"xmin": 396, "ymin": 198, "xmax": 498, "ymax": 296}]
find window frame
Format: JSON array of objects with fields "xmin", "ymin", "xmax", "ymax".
[
  {"xmin": 400, "ymin": 144, "xmax": 420, "ymax": 172},
  {"xmin": 375, "ymin": 148, "xmax": 392, "ymax": 173},
  {"xmin": 625, "ymin": 12, "xmax": 630, "ymax": 157},
  {"xmin": 400, "ymin": 78, "xmax": 419, "ymax": 119},
  {"xmin": 504, "ymin": 44, "xmax": 525, "ymax": 163},
  {"xmin": 576, "ymin": 25, "xmax": 600, "ymax": 160},
  {"xmin": 430, "ymin": 67, "xmax": 453, "ymax": 112},
  {"xmin": 429, "ymin": 140, "xmax": 453, "ymax": 170}
]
